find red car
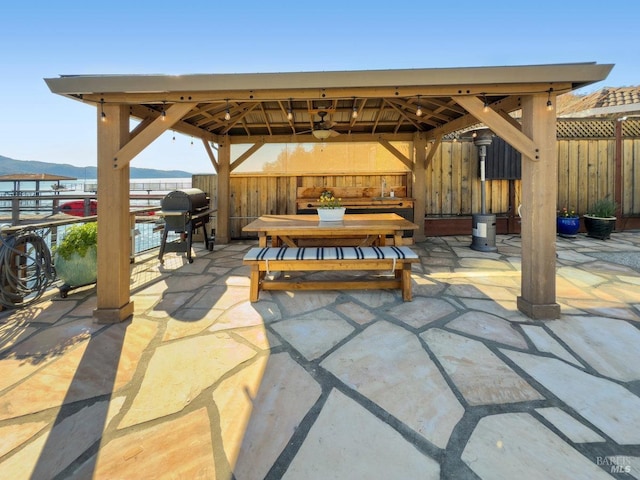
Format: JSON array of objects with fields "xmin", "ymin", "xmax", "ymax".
[{"xmin": 59, "ymin": 200, "xmax": 98, "ymax": 217}]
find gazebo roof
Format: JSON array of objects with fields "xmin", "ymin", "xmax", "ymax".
[{"xmin": 45, "ymin": 62, "xmax": 613, "ymax": 143}]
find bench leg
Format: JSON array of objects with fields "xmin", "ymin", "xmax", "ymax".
[
  {"xmin": 249, "ymin": 265, "xmax": 261, "ymax": 302},
  {"xmin": 402, "ymin": 264, "xmax": 412, "ymax": 301}
]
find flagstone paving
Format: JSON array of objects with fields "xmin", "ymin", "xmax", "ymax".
[{"xmin": 0, "ymin": 231, "xmax": 639, "ymax": 479}]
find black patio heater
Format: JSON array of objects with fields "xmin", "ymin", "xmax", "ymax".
[{"xmin": 470, "ymin": 129, "xmax": 498, "ymax": 252}]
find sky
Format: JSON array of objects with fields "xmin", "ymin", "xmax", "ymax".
[{"xmin": 1, "ymin": 0, "xmax": 638, "ymax": 174}]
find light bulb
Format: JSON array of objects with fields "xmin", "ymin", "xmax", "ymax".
[
  {"xmin": 416, "ymin": 106, "xmax": 422, "ymax": 117},
  {"xmin": 224, "ymin": 110, "xmax": 231, "ymax": 121}
]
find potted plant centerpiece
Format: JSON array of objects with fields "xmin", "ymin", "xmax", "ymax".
[
  {"xmin": 317, "ymin": 190, "xmax": 346, "ymax": 222},
  {"xmin": 557, "ymin": 206, "xmax": 580, "ymax": 238},
  {"xmin": 54, "ymin": 221, "xmax": 98, "ymax": 297},
  {"xmin": 583, "ymin": 198, "xmax": 617, "ymax": 240}
]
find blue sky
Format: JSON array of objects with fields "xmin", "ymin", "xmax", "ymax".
[{"xmin": 1, "ymin": 0, "xmax": 637, "ymax": 174}]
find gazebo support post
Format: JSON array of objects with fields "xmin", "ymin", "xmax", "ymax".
[
  {"xmin": 216, "ymin": 137, "xmax": 231, "ymax": 244},
  {"xmin": 93, "ymin": 104, "xmax": 134, "ymax": 323},
  {"xmin": 517, "ymin": 94, "xmax": 561, "ymax": 319},
  {"xmin": 413, "ymin": 133, "xmax": 427, "ymax": 242}
]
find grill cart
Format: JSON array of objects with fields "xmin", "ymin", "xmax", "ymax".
[{"xmin": 158, "ymin": 188, "xmax": 213, "ymax": 263}]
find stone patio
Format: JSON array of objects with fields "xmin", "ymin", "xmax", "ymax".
[{"xmin": 1, "ymin": 231, "xmax": 639, "ymax": 479}]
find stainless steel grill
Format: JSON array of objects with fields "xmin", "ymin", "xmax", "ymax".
[{"xmin": 158, "ymin": 188, "xmax": 213, "ymax": 263}]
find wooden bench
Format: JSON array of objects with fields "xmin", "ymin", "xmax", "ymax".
[{"xmin": 243, "ymin": 246, "xmax": 419, "ymax": 302}]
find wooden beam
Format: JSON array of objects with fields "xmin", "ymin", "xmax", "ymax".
[
  {"xmin": 85, "ymin": 82, "xmax": 574, "ymax": 104},
  {"xmin": 517, "ymin": 94, "xmax": 560, "ymax": 319},
  {"xmin": 452, "ymin": 95, "xmax": 539, "ymax": 161},
  {"xmin": 93, "ymin": 104, "xmax": 134, "ymax": 323},
  {"xmin": 202, "ymin": 139, "xmax": 219, "ymax": 173},
  {"xmin": 378, "ymin": 137, "xmax": 413, "ymax": 169},
  {"xmin": 217, "ymin": 138, "xmax": 231, "ymax": 244},
  {"xmin": 426, "ymin": 136, "xmax": 442, "ymax": 169},
  {"xmin": 413, "ymin": 133, "xmax": 427, "ymax": 241},
  {"xmin": 230, "ymin": 140, "xmax": 265, "ymax": 172},
  {"xmin": 425, "ymin": 95, "xmax": 523, "ymax": 141},
  {"xmin": 112, "ymin": 102, "xmax": 197, "ymax": 169},
  {"xmin": 226, "ymin": 132, "xmax": 415, "ymax": 144},
  {"xmin": 128, "ymin": 104, "xmax": 216, "ymax": 141}
]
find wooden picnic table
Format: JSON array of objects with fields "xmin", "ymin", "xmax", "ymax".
[{"xmin": 242, "ymin": 213, "xmax": 418, "ymax": 247}]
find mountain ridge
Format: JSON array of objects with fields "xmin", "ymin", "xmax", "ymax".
[{"xmin": 0, "ymin": 155, "xmax": 193, "ymax": 179}]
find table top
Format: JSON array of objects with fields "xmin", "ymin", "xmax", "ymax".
[{"xmin": 243, "ymin": 213, "xmax": 418, "ymax": 235}]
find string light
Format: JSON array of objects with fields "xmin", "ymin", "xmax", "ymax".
[
  {"xmin": 352, "ymin": 97, "xmax": 358, "ymax": 119},
  {"xmin": 546, "ymin": 88, "xmax": 554, "ymax": 111},
  {"xmin": 100, "ymin": 98, "xmax": 106, "ymax": 122},
  {"xmin": 416, "ymin": 95, "xmax": 423, "ymax": 117},
  {"xmin": 287, "ymin": 98, "xmax": 293, "ymax": 120},
  {"xmin": 483, "ymin": 94, "xmax": 489, "ymax": 113},
  {"xmin": 161, "ymin": 101, "xmax": 166, "ymax": 120},
  {"xmin": 224, "ymin": 99, "xmax": 231, "ymax": 121}
]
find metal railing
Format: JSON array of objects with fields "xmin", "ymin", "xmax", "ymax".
[{"xmin": 0, "ymin": 207, "xmax": 175, "ymax": 309}]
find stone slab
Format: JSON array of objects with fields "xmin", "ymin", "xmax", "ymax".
[
  {"xmin": 520, "ymin": 325, "xmax": 581, "ymax": 366},
  {"xmin": 547, "ymin": 316, "xmax": 640, "ymax": 381},
  {"xmin": 119, "ymin": 331, "xmax": 255, "ymax": 428},
  {"xmin": 422, "ymin": 329, "xmax": 543, "ymax": 405},
  {"xmin": 233, "ymin": 352, "xmax": 322, "ymax": 480},
  {"xmin": 503, "ymin": 350, "xmax": 640, "ymax": 445},
  {"xmin": 536, "ymin": 407, "xmax": 605, "ymax": 443},
  {"xmin": 462, "ymin": 413, "xmax": 613, "ymax": 479},
  {"xmin": 78, "ymin": 407, "xmax": 216, "ymax": 479},
  {"xmin": 283, "ymin": 389, "xmax": 440, "ymax": 479},
  {"xmin": 321, "ymin": 321, "xmax": 463, "ymax": 448},
  {"xmin": 271, "ymin": 311, "xmax": 354, "ymax": 360},
  {"xmin": 388, "ymin": 297, "xmax": 456, "ymax": 328},
  {"xmin": 447, "ymin": 312, "xmax": 528, "ymax": 348}
]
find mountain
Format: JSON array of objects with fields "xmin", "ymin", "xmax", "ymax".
[{"xmin": 0, "ymin": 155, "xmax": 193, "ymax": 179}]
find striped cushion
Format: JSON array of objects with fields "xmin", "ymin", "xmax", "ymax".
[{"xmin": 244, "ymin": 246, "xmax": 418, "ymax": 261}]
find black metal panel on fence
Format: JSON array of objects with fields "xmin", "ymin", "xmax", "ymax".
[{"xmin": 483, "ymin": 137, "xmax": 522, "ymax": 180}]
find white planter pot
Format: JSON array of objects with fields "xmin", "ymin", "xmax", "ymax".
[
  {"xmin": 55, "ymin": 245, "xmax": 97, "ymax": 287},
  {"xmin": 317, "ymin": 207, "xmax": 346, "ymax": 222}
]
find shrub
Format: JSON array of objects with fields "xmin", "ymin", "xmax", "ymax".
[
  {"xmin": 587, "ymin": 199, "xmax": 617, "ymax": 218},
  {"xmin": 55, "ymin": 222, "xmax": 98, "ymax": 260}
]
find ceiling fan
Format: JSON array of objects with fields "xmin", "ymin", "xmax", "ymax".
[{"xmin": 299, "ymin": 111, "xmax": 340, "ymax": 139}]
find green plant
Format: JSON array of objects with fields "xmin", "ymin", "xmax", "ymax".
[
  {"xmin": 55, "ymin": 222, "xmax": 98, "ymax": 260},
  {"xmin": 318, "ymin": 190, "xmax": 342, "ymax": 209},
  {"xmin": 587, "ymin": 199, "xmax": 617, "ymax": 218}
]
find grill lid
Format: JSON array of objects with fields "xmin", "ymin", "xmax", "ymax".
[{"xmin": 161, "ymin": 188, "xmax": 208, "ymax": 212}]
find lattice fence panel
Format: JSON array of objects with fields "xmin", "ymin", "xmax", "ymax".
[{"xmin": 556, "ymin": 120, "xmax": 615, "ymax": 139}]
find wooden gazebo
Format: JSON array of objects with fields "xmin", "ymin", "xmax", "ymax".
[{"xmin": 45, "ymin": 62, "xmax": 613, "ymax": 322}]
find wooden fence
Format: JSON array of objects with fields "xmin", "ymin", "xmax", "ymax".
[{"xmin": 194, "ymin": 128, "xmax": 640, "ymax": 238}]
